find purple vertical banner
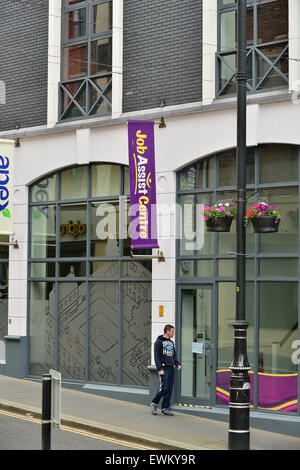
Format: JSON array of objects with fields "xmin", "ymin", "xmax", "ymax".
[{"xmin": 128, "ymin": 120, "xmax": 159, "ymax": 250}]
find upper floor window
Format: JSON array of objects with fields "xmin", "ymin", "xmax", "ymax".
[
  {"xmin": 217, "ymin": 0, "xmax": 288, "ymax": 96},
  {"xmin": 60, "ymin": 0, "xmax": 112, "ymax": 120}
]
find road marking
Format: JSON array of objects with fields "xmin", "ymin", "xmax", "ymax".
[
  {"xmin": 0, "ymin": 409, "xmax": 153, "ymax": 450},
  {"xmin": 60, "ymin": 425, "xmax": 153, "ymax": 450}
]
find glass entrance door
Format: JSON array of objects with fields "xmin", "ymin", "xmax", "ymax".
[{"xmin": 179, "ymin": 286, "xmax": 214, "ymax": 404}]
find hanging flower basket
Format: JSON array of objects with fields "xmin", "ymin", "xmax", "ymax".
[
  {"xmin": 205, "ymin": 215, "xmax": 233, "ymax": 232},
  {"xmin": 244, "ymin": 202, "xmax": 281, "ymax": 233},
  {"xmin": 201, "ymin": 202, "xmax": 236, "ymax": 233},
  {"xmin": 251, "ymin": 215, "xmax": 279, "ymax": 233}
]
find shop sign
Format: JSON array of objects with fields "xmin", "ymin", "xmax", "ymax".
[
  {"xmin": 60, "ymin": 220, "xmax": 87, "ymax": 237},
  {"xmin": 0, "ymin": 140, "xmax": 14, "ymax": 235},
  {"xmin": 128, "ymin": 121, "xmax": 158, "ymax": 250}
]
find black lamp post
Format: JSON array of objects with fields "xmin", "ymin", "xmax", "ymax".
[{"xmin": 228, "ymin": 0, "xmax": 251, "ymax": 451}]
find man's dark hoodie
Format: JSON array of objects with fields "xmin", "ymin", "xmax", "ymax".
[{"xmin": 154, "ymin": 335, "xmax": 181, "ymax": 372}]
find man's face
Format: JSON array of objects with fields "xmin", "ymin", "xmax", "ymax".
[{"xmin": 167, "ymin": 328, "xmax": 175, "ymax": 338}]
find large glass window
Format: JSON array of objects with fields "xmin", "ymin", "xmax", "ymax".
[
  {"xmin": 258, "ymin": 282, "xmax": 298, "ymax": 412},
  {"xmin": 60, "ymin": 0, "xmax": 112, "ymax": 119},
  {"xmin": 217, "ymin": 0, "xmax": 288, "ymax": 96},
  {"xmin": 177, "ymin": 144, "xmax": 300, "ymax": 414},
  {"xmin": 28, "ymin": 164, "xmax": 152, "ymax": 387}
]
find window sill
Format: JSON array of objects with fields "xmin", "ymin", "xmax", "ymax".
[{"xmin": 213, "ymin": 87, "xmax": 290, "ymax": 107}]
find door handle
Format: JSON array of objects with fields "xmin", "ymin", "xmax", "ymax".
[{"xmin": 207, "ymin": 344, "xmax": 213, "ymax": 367}]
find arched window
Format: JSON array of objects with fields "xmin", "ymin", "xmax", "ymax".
[
  {"xmin": 28, "ymin": 163, "xmax": 151, "ymax": 387},
  {"xmin": 177, "ymin": 144, "xmax": 299, "ymax": 413}
]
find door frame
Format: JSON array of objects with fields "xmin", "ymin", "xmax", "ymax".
[{"xmin": 175, "ymin": 283, "xmax": 217, "ymax": 407}]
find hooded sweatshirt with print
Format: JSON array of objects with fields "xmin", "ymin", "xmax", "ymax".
[{"xmin": 154, "ymin": 335, "xmax": 181, "ymax": 372}]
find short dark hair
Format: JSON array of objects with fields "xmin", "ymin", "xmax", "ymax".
[{"xmin": 164, "ymin": 324, "xmax": 175, "ymax": 334}]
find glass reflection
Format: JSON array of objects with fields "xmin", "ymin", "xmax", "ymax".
[
  {"xmin": 179, "ymin": 159, "xmax": 214, "ymax": 190},
  {"xmin": 92, "ymin": 165, "xmax": 120, "ymax": 197},
  {"xmin": 93, "ymin": 2, "xmax": 112, "ymax": 34},
  {"xmin": 63, "ymin": 44, "xmax": 88, "ymax": 81},
  {"xmin": 91, "ymin": 201, "xmax": 120, "ymax": 257},
  {"xmin": 60, "ymin": 204, "xmax": 87, "ymax": 257},
  {"xmin": 258, "ymin": 282, "xmax": 298, "ymax": 412},
  {"xmin": 121, "ymin": 282, "xmax": 151, "ymax": 386},
  {"xmin": 31, "ymin": 206, "xmax": 56, "ymax": 259},
  {"xmin": 65, "ymin": 8, "xmax": 86, "ymax": 40},
  {"xmin": 0, "ymin": 236, "xmax": 9, "ymax": 260},
  {"xmin": 216, "ymin": 282, "xmax": 254, "ymax": 406},
  {"xmin": 31, "ymin": 175, "xmax": 57, "ymax": 203},
  {"xmin": 257, "ymin": 0, "xmax": 288, "ymax": 45},
  {"xmin": 58, "ymin": 282, "xmax": 86, "ymax": 380},
  {"xmin": 0, "ymin": 262, "xmax": 8, "ymax": 350},
  {"xmin": 259, "ymin": 187, "xmax": 298, "ymax": 254},
  {"xmin": 89, "ymin": 282, "xmax": 119, "ymax": 384},
  {"xmin": 28, "ymin": 282, "xmax": 55, "ymax": 375},
  {"xmin": 61, "ymin": 166, "xmax": 88, "ymax": 200},
  {"xmin": 90, "ymin": 38, "xmax": 112, "ymax": 75},
  {"xmin": 259, "ymin": 145, "xmax": 298, "ymax": 184}
]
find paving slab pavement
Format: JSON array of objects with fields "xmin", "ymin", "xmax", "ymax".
[{"xmin": 0, "ymin": 375, "xmax": 299, "ymax": 450}]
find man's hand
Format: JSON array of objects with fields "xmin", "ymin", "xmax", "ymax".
[
  {"xmin": 177, "ymin": 365, "xmax": 182, "ymax": 371},
  {"xmin": 159, "ymin": 370, "xmax": 164, "ymax": 375}
]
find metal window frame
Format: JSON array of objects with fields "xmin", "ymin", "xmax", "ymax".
[
  {"xmin": 27, "ymin": 163, "xmax": 152, "ymax": 389},
  {"xmin": 60, "ymin": 0, "xmax": 113, "ymax": 120},
  {"xmin": 216, "ymin": 0, "xmax": 289, "ymax": 97},
  {"xmin": 176, "ymin": 145, "xmax": 300, "ymax": 416}
]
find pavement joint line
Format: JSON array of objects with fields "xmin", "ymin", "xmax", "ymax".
[{"xmin": 0, "ymin": 400, "xmax": 207, "ymax": 451}]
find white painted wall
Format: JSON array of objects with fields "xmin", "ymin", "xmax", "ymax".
[
  {"xmin": 47, "ymin": 0, "xmax": 62, "ymax": 127},
  {"xmin": 112, "ymin": 0, "xmax": 123, "ymax": 118},
  {"xmin": 9, "ymin": 97, "xmax": 300, "ymax": 348},
  {"xmin": 289, "ymin": 0, "xmax": 300, "ymax": 93},
  {"xmin": 202, "ymin": 0, "xmax": 218, "ymax": 105}
]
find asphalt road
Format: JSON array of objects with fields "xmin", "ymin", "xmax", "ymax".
[{"xmin": 0, "ymin": 409, "xmax": 145, "ymax": 451}]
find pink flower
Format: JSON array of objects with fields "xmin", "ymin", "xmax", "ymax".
[
  {"xmin": 226, "ymin": 211, "xmax": 231, "ymax": 216},
  {"xmin": 208, "ymin": 213, "xmax": 211, "ymax": 216},
  {"xmin": 219, "ymin": 206, "xmax": 225, "ymax": 211},
  {"xmin": 204, "ymin": 216, "xmax": 207, "ymax": 221}
]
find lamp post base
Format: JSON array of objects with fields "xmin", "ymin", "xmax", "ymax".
[{"xmin": 228, "ymin": 321, "xmax": 251, "ymax": 450}]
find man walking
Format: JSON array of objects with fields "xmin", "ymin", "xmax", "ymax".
[{"xmin": 151, "ymin": 324, "xmax": 181, "ymax": 416}]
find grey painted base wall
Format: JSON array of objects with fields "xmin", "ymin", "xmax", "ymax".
[{"xmin": 4, "ymin": 336, "xmax": 27, "ymax": 378}]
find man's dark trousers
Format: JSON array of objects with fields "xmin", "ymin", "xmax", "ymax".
[{"xmin": 152, "ymin": 366, "xmax": 174, "ymax": 409}]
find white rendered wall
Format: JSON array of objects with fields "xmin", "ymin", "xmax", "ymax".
[
  {"xmin": 8, "ymin": 144, "xmax": 28, "ymax": 336},
  {"xmin": 202, "ymin": 0, "xmax": 218, "ymax": 105},
  {"xmin": 47, "ymin": 0, "xmax": 62, "ymax": 127},
  {"xmin": 289, "ymin": 0, "xmax": 300, "ymax": 93},
  {"xmin": 112, "ymin": 0, "xmax": 123, "ymax": 118}
]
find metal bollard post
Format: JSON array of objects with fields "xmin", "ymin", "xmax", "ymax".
[{"xmin": 41, "ymin": 374, "xmax": 52, "ymax": 450}]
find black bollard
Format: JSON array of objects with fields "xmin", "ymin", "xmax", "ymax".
[{"xmin": 41, "ymin": 374, "xmax": 52, "ymax": 450}]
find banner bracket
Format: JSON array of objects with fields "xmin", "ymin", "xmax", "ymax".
[
  {"xmin": 0, "ymin": 235, "xmax": 19, "ymax": 249},
  {"xmin": 130, "ymin": 248, "xmax": 165, "ymax": 262}
]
